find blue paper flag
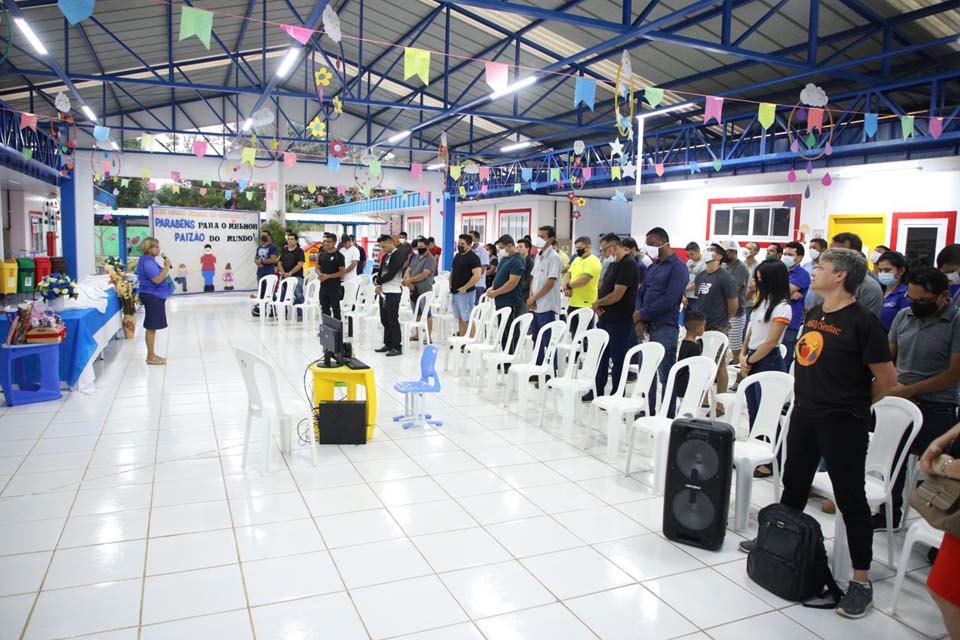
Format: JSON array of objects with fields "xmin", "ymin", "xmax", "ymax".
[
  {"xmin": 344, "ymin": 196, "xmax": 352, "ymax": 203},
  {"xmin": 58, "ymin": 0, "xmax": 95, "ymax": 25},
  {"xmin": 396, "ymin": 186, "xmax": 405, "ymax": 196},
  {"xmin": 574, "ymin": 77, "xmax": 596, "ymax": 111},
  {"xmin": 327, "ymin": 156, "xmax": 341, "ymax": 173},
  {"xmin": 521, "ymin": 167, "xmax": 532, "ymax": 182},
  {"xmin": 689, "ymin": 160, "xmax": 700, "ymax": 174},
  {"xmin": 531, "ymin": 182, "xmax": 539, "ymax": 190},
  {"xmin": 238, "ymin": 179, "xmax": 248, "ymax": 191},
  {"xmin": 93, "ymin": 125, "xmax": 110, "ymax": 142},
  {"xmin": 864, "ymin": 113, "xmax": 878, "ymax": 138},
  {"xmin": 225, "ymin": 190, "xmax": 233, "ymax": 200}
]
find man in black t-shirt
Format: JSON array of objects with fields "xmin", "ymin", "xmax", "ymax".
[
  {"xmin": 317, "ymin": 233, "xmax": 346, "ymax": 320},
  {"xmin": 278, "ymin": 231, "xmax": 306, "ymax": 320},
  {"xmin": 740, "ymin": 248, "xmax": 897, "ymax": 620},
  {"xmin": 592, "ymin": 234, "xmax": 639, "ymax": 396},
  {"xmin": 450, "ymin": 235, "xmax": 483, "ymax": 336}
]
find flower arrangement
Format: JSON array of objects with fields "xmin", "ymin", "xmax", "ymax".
[
  {"xmin": 37, "ymin": 273, "xmax": 78, "ymax": 302},
  {"xmin": 105, "ymin": 265, "xmax": 138, "ymax": 338},
  {"xmin": 103, "ymin": 255, "xmax": 125, "ymax": 272}
]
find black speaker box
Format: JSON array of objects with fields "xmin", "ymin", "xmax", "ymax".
[
  {"xmin": 316, "ymin": 401, "xmax": 367, "ymax": 445},
  {"xmin": 662, "ymin": 418, "xmax": 735, "ymax": 551}
]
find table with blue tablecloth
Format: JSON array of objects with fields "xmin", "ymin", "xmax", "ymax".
[{"xmin": 0, "ymin": 289, "xmax": 122, "ymax": 393}]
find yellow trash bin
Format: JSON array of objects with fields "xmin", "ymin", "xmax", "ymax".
[{"xmin": 0, "ymin": 260, "xmax": 18, "ymax": 294}]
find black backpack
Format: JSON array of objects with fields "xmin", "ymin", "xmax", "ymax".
[{"xmin": 747, "ymin": 504, "xmax": 843, "ymax": 607}]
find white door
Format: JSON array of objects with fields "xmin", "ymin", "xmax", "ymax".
[{"xmin": 897, "ymin": 218, "xmax": 948, "ymax": 266}]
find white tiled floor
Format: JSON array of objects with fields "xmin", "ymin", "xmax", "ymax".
[{"xmin": 0, "ymin": 296, "xmax": 948, "ymax": 639}]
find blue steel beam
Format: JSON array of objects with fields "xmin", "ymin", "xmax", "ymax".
[{"xmin": 433, "ymin": 0, "xmax": 637, "ymax": 33}]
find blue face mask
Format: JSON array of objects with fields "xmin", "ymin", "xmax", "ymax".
[{"xmin": 878, "ymin": 272, "xmax": 897, "ymax": 286}]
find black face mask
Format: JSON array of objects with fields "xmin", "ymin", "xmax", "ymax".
[
  {"xmin": 261, "ymin": 236, "xmax": 269, "ymax": 243},
  {"xmin": 575, "ymin": 247, "xmax": 586, "ymax": 257},
  {"xmin": 911, "ymin": 299, "xmax": 941, "ymax": 318},
  {"xmin": 458, "ymin": 245, "xmax": 469, "ymax": 253},
  {"xmin": 417, "ymin": 247, "xmax": 427, "ymax": 254}
]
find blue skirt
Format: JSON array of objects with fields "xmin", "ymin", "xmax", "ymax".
[{"xmin": 140, "ymin": 293, "xmax": 168, "ymax": 330}]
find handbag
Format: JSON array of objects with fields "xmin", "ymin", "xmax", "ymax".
[{"xmin": 910, "ymin": 475, "xmax": 960, "ymax": 536}]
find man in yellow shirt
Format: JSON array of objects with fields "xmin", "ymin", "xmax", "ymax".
[{"xmin": 564, "ymin": 235, "xmax": 602, "ymax": 334}]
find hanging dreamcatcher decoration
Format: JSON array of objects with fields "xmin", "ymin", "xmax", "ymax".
[
  {"xmin": 218, "ymin": 143, "xmax": 254, "ymax": 186},
  {"xmin": 49, "ymin": 92, "xmax": 77, "ymax": 177},
  {"xmin": 614, "ymin": 50, "xmax": 635, "ymax": 139},
  {"xmin": 90, "ymin": 145, "xmax": 123, "ymax": 183},
  {"xmin": 785, "ymin": 83, "xmax": 834, "ymax": 199}
]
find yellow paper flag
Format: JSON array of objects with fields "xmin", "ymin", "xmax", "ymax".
[
  {"xmin": 307, "ymin": 184, "xmax": 316, "ymax": 194},
  {"xmin": 758, "ymin": 103, "xmax": 776, "ymax": 130},
  {"xmin": 141, "ymin": 168, "xmax": 152, "ymax": 178},
  {"xmin": 611, "ymin": 165, "xmax": 621, "ymax": 180},
  {"xmin": 241, "ymin": 147, "xmax": 256, "ymax": 167},
  {"xmin": 449, "ymin": 164, "xmax": 462, "ymax": 180},
  {"xmin": 458, "ymin": 185, "xmax": 467, "ymax": 197},
  {"xmin": 172, "ymin": 184, "xmax": 180, "ymax": 194},
  {"xmin": 404, "ymin": 47, "xmax": 430, "ymax": 86}
]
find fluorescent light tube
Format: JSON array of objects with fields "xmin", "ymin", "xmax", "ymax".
[
  {"xmin": 276, "ymin": 48, "xmax": 301, "ymax": 78},
  {"xmin": 387, "ymin": 130, "xmax": 411, "ymax": 144},
  {"xmin": 14, "ymin": 18, "xmax": 47, "ymax": 55},
  {"xmin": 110, "ymin": 140, "xmax": 120, "ymax": 150},
  {"xmin": 500, "ymin": 140, "xmax": 532, "ymax": 152},
  {"xmin": 81, "ymin": 105, "xmax": 97, "ymax": 121},
  {"xmin": 426, "ymin": 163, "xmax": 445, "ymax": 170},
  {"xmin": 489, "ymin": 76, "xmax": 537, "ymax": 101},
  {"xmin": 242, "ymin": 118, "xmax": 253, "ymax": 132}
]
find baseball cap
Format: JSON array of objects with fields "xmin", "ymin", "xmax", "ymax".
[{"xmin": 720, "ymin": 239, "xmax": 739, "ymax": 251}]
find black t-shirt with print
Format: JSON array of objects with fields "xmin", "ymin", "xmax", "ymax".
[
  {"xmin": 318, "ymin": 250, "xmax": 345, "ymax": 288},
  {"xmin": 794, "ymin": 302, "xmax": 892, "ymax": 417}
]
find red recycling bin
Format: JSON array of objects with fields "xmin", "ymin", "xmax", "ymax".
[{"xmin": 33, "ymin": 257, "xmax": 52, "ymax": 288}]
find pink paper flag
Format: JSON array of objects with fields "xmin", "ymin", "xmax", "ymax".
[
  {"xmin": 704, "ymin": 96, "xmax": 723, "ymax": 125},
  {"xmin": 478, "ymin": 166, "xmax": 490, "ymax": 181},
  {"xmin": 929, "ymin": 116, "xmax": 944, "ymax": 140},
  {"xmin": 148, "ymin": 181, "xmax": 157, "ymax": 191},
  {"xmin": 410, "ymin": 163, "xmax": 423, "ymax": 179},
  {"xmin": 419, "ymin": 187, "xmax": 427, "ymax": 201},
  {"xmin": 192, "ymin": 140, "xmax": 207, "ymax": 157},
  {"xmin": 19, "ymin": 113, "xmax": 38, "ymax": 131},
  {"xmin": 655, "ymin": 163, "xmax": 665, "ymax": 177},
  {"xmin": 100, "ymin": 160, "xmax": 111, "ymax": 171},
  {"xmin": 480, "ymin": 184, "xmax": 488, "ymax": 194},
  {"xmin": 807, "ymin": 108, "xmax": 824, "ymax": 133},
  {"xmin": 581, "ymin": 167, "xmax": 592, "ymax": 182},
  {"xmin": 336, "ymin": 185, "xmax": 346, "ymax": 196},
  {"xmin": 171, "ymin": 171, "xmax": 181, "ymax": 181},
  {"xmin": 283, "ymin": 152, "xmax": 297, "ymax": 168},
  {"xmin": 267, "ymin": 181, "xmax": 278, "ymax": 192},
  {"xmin": 199, "ymin": 187, "xmax": 207, "ymax": 196},
  {"xmin": 484, "ymin": 61, "xmax": 508, "ymax": 92},
  {"xmin": 281, "ymin": 23, "xmax": 313, "ymax": 45}
]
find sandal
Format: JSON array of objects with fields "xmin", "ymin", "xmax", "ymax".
[{"xmin": 146, "ymin": 357, "xmax": 166, "ymax": 365}]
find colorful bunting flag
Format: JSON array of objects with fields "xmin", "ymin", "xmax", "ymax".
[
  {"xmin": 246, "ymin": 191, "xmax": 253, "ymax": 201},
  {"xmin": 225, "ymin": 189, "xmax": 233, "ymax": 200},
  {"xmin": 239, "ymin": 179, "xmax": 248, "ymax": 191},
  {"xmin": 484, "ymin": 61, "xmax": 508, "ymax": 92},
  {"xmin": 192, "ymin": 140, "xmax": 207, "ymax": 157},
  {"xmin": 199, "ymin": 187, "xmax": 207, "ymax": 196},
  {"xmin": 521, "ymin": 167, "xmax": 532, "ymax": 182},
  {"xmin": 100, "ymin": 160, "xmax": 110, "ymax": 172},
  {"xmin": 283, "ymin": 151, "xmax": 297, "ymax": 168},
  {"xmin": 645, "ymin": 87, "xmax": 664, "ymax": 107},
  {"xmin": 478, "ymin": 166, "xmax": 490, "ymax": 181},
  {"xmin": 179, "ymin": 5, "xmax": 214, "ymax": 49},
  {"xmin": 582, "ymin": 167, "xmax": 592, "ymax": 182},
  {"xmin": 404, "ymin": 47, "xmax": 431, "ymax": 86},
  {"xmin": 21, "ymin": 149, "xmax": 33, "ymax": 160},
  {"xmin": 611, "ymin": 166, "xmax": 621, "ymax": 180},
  {"xmin": 929, "ymin": 116, "xmax": 944, "ymax": 140},
  {"xmin": 19, "ymin": 113, "xmax": 38, "ymax": 131},
  {"xmin": 121, "ymin": 178, "xmax": 130, "ymax": 188},
  {"xmin": 241, "ymin": 147, "xmax": 256, "ymax": 167},
  {"xmin": 57, "ymin": 0, "xmax": 95, "ymax": 25},
  {"xmin": 280, "ymin": 23, "xmax": 313, "ymax": 45},
  {"xmin": 901, "ymin": 115, "xmax": 915, "ymax": 139},
  {"xmin": 549, "ymin": 167, "xmax": 560, "ymax": 182},
  {"xmin": 93, "ymin": 126, "xmax": 110, "ymax": 142},
  {"xmin": 449, "ymin": 165, "xmax": 462, "ymax": 180},
  {"xmin": 758, "ymin": 103, "xmax": 776, "ymax": 130},
  {"xmin": 171, "ymin": 171, "xmax": 180, "ymax": 182},
  {"xmin": 171, "ymin": 184, "xmax": 180, "ymax": 194},
  {"xmin": 410, "ymin": 163, "xmax": 423, "ymax": 179},
  {"xmin": 712, "ymin": 158, "xmax": 722, "ymax": 172},
  {"xmin": 307, "ymin": 184, "xmax": 316, "ymax": 194},
  {"xmin": 202, "ymin": 178, "xmax": 211, "ymax": 186},
  {"xmin": 337, "ymin": 185, "xmax": 346, "ymax": 196},
  {"xmin": 327, "ymin": 157, "xmax": 341, "ymax": 172},
  {"xmin": 148, "ymin": 181, "xmax": 157, "ymax": 191},
  {"xmin": 141, "ymin": 168, "xmax": 151, "ymax": 179},
  {"xmin": 655, "ymin": 163, "xmax": 665, "ymax": 177},
  {"xmin": 574, "ymin": 77, "xmax": 596, "ymax": 110},
  {"xmin": 807, "ymin": 107, "xmax": 824, "ymax": 133},
  {"xmin": 689, "ymin": 161, "xmax": 700, "ymax": 174},
  {"xmin": 458, "ymin": 185, "xmax": 467, "ymax": 198},
  {"xmin": 368, "ymin": 160, "xmax": 382, "ymax": 177},
  {"xmin": 514, "ymin": 183, "xmax": 521, "ymax": 193},
  {"xmin": 704, "ymin": 96, "xmax": 723, "ymax": 125},
  {"xmin": 864, "ymin": 113, "xmax": 878, "ymax": 138}
]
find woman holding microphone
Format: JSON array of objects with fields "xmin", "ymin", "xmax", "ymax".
[{"xmin": 136, "ymin": 237, "xmax": 171, "ymax": 365}]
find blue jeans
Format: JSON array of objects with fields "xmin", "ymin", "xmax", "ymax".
[
  {"xmin": 647, "ymin": 321, "xmax": 679, "ymax": 411},
  {"xmin": 529, "ymin": 310, "xmax": 557, "ymax": 365},
  {"xmin": 745, "ymin": 348, "xmax": 786, "ymax": 428},
  {"xmin": 782, "ymin": 328, "xmax": 799, "ymax": 369},
  {"xmin": 596, "ymin": 319, "xmax": 636, "ymax": 396},
  {"xmin": 293, "ymin": 277, "xmax": 304, "ymax": 319}
]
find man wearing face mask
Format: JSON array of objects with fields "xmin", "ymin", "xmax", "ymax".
[
  {"xmin": 684, "ymin": 242, "xmax": 706, "ymax": 313},
  {"xmin": 935, "ymin": 244, "xmax": 960, "ymax": 304},
  {"xmin": 450, "ymin": 234, "xmax": 483, "ymax": 336},
  {"xmin": 636, "ymin": 227, "xmax": 689, "ymax": 407},
  {"xmin": 885, "ymin": 267, "xmax": 960, "ymax": 529},
  {"xmin": 765, "ymin": 243, "xmax": 783, "ymax": 261},
  {"xmin": 869, "ymin": 245, "xmax": 890, "ymax": 271},
  {"xmin": 470, "ymin": 230, "xmax": 490, "ymax": 302},
  {"xmin": 781, "ymin": 242, "xmax": 811, "ymax": 368},
  {"xmin": 722, "ymin": 240, "xmax": 751, "ymax": 375},
  {"xmin": 528, "ymin": 225, "xmax": 563, "ymax": 364},
  {"xmin": 694, "ymin": 243, "xmax": 739, "ymax": 395},
  {"xmin": 564, "ymin": 236, "xmax": 602, "ymax": 333},
  {"xmin": 593, "ymin": 234, "xmax": 640, "ymax": 396},
  {"xmin": 403, "ymin": 237, "xmax": 437, "ymax": 341},
  {"xmin": 517, "ymin": 238, "xmax": 535, "ymax": 302},
  {"xmin": 487, "ymin": 235, "xmax": 527, "ymax": 349},
  {"xmin": 804, "ymin": 238, "xmax": 827, "ymax": 310}
]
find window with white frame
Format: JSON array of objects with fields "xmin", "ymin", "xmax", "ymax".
[
  {"xmin": 461, "ymin": 215, "xmax": 486, "ymax": 241},
  {"xmin": 711, "ymin": 201, "xmax": 795, "ymax": 241},
  {"xmin": 406, "ymin": 217, "xmax": 424, "ymax": 240},
  {"xmin": 499, "ymin": 210, "xmax": 530, "ymax": 242}
]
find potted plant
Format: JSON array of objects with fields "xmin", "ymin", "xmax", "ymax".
[
  {"xmin": 37, "ymin": 273, "xmax": 79, "ymax": 311},
  {"xmin": 105, "ymin": 263, "xmax": 137, "ymax": 339}
]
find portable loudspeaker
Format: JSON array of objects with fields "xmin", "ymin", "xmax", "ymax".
[{"xmin": 662, "ymin": 418, "xmax": 735, "ymax": 551}]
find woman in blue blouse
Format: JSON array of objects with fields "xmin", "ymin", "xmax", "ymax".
[
  {"xmin": 136, "ymin": 237, "xmax": 172, "ymax": 365},
  {"xmin": 877, "ymin": 250, "xmax": 910, "ymax": 333}
]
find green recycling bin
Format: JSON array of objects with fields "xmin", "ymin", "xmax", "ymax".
[{"xmin": 16, "ymin": 258, "xmax": 35, "ymax": 294}]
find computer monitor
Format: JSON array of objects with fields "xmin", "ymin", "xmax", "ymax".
[{"xmin": 318, "ymin": 314, "xmax": 344, "ymax": 367}]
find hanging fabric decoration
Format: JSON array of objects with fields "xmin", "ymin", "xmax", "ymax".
[
  {"xmin": 322, "ymin": 5, "xmax": 342, "ymax": 43},
  {"xmin": 478, "ymin": 166, "xmax": 490, "ymax": 181},
  {"xmin": 178, "ymin": 5, "xmax": 214, "ymax": 49},
  {"xmin": 806, "ymin": 107, "xmax": 824, "ymax": 133},
  {"xmin": 805, "ymin": 160, "xmax": 813, "ymax": 174},
  {"xmin": 171, "ymin": 171, "xmax": 181, "ymax": 181},
  {"xmin": 609, "ymin": 138, "xmax": 624, "ymax": 157},
  {"xmin": 337, "ymin": 185, "xmax": 347, "ymax": 196},
  {"xmin": 758, "ymin": 103, "xmax": 776, "ymax": 129},
  {"xmin": 484, "ymin": 61, "xmax": 508, "ymax": 92},
  {"xmin": 198, "ymin": 187, "xmax": 207, "ymax": 196},
  {"xmin": 307, "ymin": 184, "xmax": 316, "ymax": 194},
  {"xmin": 689, "ymin": 160, "xmax": 700, "ymax": 174},
  {"xmin": 549, "ymin": 167, "xmax": 560, "ymax": 182},
  {"xmin": 574, "ymin": 77, "xmax": 596, "ymax": 110},
  {"xmin": 404, "ymin": 47, "xmax": 431, "ymax": 86},
  {"xmin": 824, "ymin": 141, "xmax": 833, "ymax": 156},
  {"xmin": 315, "ymin": 67, "xmax": 333, "ymax": 88},
  {"xmin": 712, "ymin": 158, "xmax": 722, "ymax": 172},
  {"xmin": 21, "ymin": 149, "xmax": 34, "ymax": 160},
  {"xmin": 929, "ymin": 116, "xmax": 944, "ymax": 140},
  {"xmin": 241, "ymin": 147, "xmax": 256, "ymax": 167},
  {"xmin": 901, "ymin": 115, "xmax": 915, "ymax": 139},
  {"xmin": 521, "ymin": 167, "xmax": 532, "ymax": 182},
  {"xmin": 171, "ymin": 184, "xmax": 180, "ymax": 194},
  {"xmin": 121, "ymin": 178, "xmax": 130, "ymax": 188},
  {"xmin": 238, "ymin": 179, "xmax": 249, "ymax": 191},
  {"xmin": 582, "ymin": 167, "xmax": 592, "ymax": 182},
  {"xmin": 141, "ymin": 133, "xmax": 154, "ymax": 151},
  {"xmin": 804, "ymin": 185, "xmax": 811, "ymax": 199},
  {"xmin": 864, "ymin": 113, "xmax": 878, "ymax": 138},
  {"xmin": 280, "ymin": 23, "xmax": 313, "ymax": 45},
  {"xmin": 449, "ymin": 165, "xmax": 462, "ymax": 180},
  {"xmin": 611, "ymin": 166, "xmax": 621, "ymax": 180},
  {"xmin": 332, "ymin": 95, "xmax": 343, "ymax": 115},
  {"xmin": 514, "ymin": 183, "xmax": 522, "ymax": 193},
  {"xmin": 821, "ymin": 172, "xmax": 832, "ymax": 186},
  {"xmin": 611, "ymin": 189, "xmax": 628, "ymax": 203},
  {"xmin": 368, "ymin": 160, "xmax": 382, "ymax": 177},
  {"xmin": 141, "ymin": 168, "xmax": 152, "ymax": 179},
  {"xmin": 704, "ymin": 96, "xmax": 723, "ymax": 124},
  {"xmin": 617, "ymin": 50, "xmax": 633, "ymax": 97},
  {"xmin": 787, "ymin": 168, "xmax": 797, "ymax": 182},
  {"xmin": 192, "ymin": 140, "xmax": 207, "ymax": 157}
]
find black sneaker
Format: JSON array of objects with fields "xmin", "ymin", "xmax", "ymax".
[
  {"xmin": 374, "ymin": 346, "xmax": 390, "ymax": 353},
  {"xmin": 386, "ymin": 349, "xmax": 402, "ymax": 357},
  {"xmin": 871, "ymin": 509, "xmax": 902, "ymax": 531},
  {"xmin": 738, "ymin": 539, "xmax": 757, "ymax": 553},
  {"xmin": 836, "ymin": 580, "xmax": 873, "ymax": 618},
  {"xmin": 581, "ymin": 392, "xmax": 595, "ymax": 402}
]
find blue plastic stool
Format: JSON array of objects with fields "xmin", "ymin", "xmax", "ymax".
[
  {"xmin": 393, "ymin": 345, "xmax": 442, "ymax": 429},
  {"xmin": 0, "ymin": 343, "xmax": 63, "ymax": 406}
]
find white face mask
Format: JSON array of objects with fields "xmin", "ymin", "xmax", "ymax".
[
  {"xmin": 497, "ymin": 249, "xmax": 507, "ymax": 259},
  {"xmin": 808, "ymin": 248, "xmax": 820, "ymax": 261},
  {"xmin": 948, "ymin": 272, "xmax": 960, "ymax": 285},
  {"xmin": 782, "ymin": 255, "xmax": 796, "ymax": 268},
  {"xmin": 533, "ymin": 236, "xmax": 546, "ymax": 249},
  {"xmin": 641, "ymin": 255, "xmax": 653, "ymax": 267},
  {"xmin": 603, "ymin": 255, "xmax": 615, "ymax": 264},
  {"xmin": 869, "ymin": 250, "xmax": 882, "ymax": 264},
  {"xmin": 644, "ymin": 244, "xmax": 660, "ymax": 259}
]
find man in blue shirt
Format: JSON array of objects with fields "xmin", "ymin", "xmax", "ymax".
[
  {"xmin": 782, "ymin": 241, "xmax": 811, "ymax": 368},
  {"xmin": 487, "ymin": 235, "xmax": 528, "ymax": 350},
  {"xmin": 635, "ymin": 227, "xmax": 689, "ymax": 407}
]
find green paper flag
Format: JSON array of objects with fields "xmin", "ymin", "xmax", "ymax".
[
  {"xmin": 121, "ymin": 178, "xmax": 130, "ymax": 188},
  {"xmin": 202, "ymin": 178, "xmax": 211, "ymax": 186},
  {"xmin": 404, "ymin": 47, "xmax": 431, "ymax": 86},
  {"xmin": 449, "ymin": 165, "xmax": 462, "ymax": 180},
  {"xmin": 246, "ymin": 191, "xmax": 253, "ymax": 201},
  {"xmin": 549, "ymin": 167, "xmax": 560, "ymax": 182},
  {"xmin": 514, "ymin": 182, "xmax": 521, "ymax": 193},
  {"xmin": 901, "ymin": 115, "xmax": 915, "ymax": 139},
  {"xmin": 369, "ymin": 160, "xmax": 382, "ymax": 177},
  {"xmin": 21, "ymin": 148, "xmax": 33, "ymax": 160},
  {"xmin": 179, "ymin": 6, "xmax": 214, "ymax": 49},
  {"xmin": 806, "ymin": 132, "xmax": 816, "ymax": 148},
  {"xmin": 361, "ymin": 185, "xmax": 371, "ymax": 197},
  {"xmin": 758, "ymin": 103, "xmax": 775, "ymax": 130},
  {"xmin": 712, "ymin": 158, "xmax": 722, "ymax": 172},
  {"xmin": 611, "ymin": 165, "xmax": 621, "ymax": 180},
  {"xmin": 241, "ymin": 147, "xmax": 256, "ymax": 167},
  {"xmin": 645, "ymin": 87, "xmax": 664, "ymax": 107},
  {"xmin": 292, "ymin": 194, "xmax": 301, "ymax": 202}
]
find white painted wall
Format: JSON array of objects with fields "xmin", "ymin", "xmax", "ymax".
[
  {"xmin": 573, "ymin": 197, "xmax": 633, "ymax": 244},
  {"xmin": 630, "ymin": 157, "xmax": 960, "ymax": 249}
]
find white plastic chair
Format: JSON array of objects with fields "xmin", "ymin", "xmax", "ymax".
[
  {"xmin": 480, "ymin": 313, "xmax": 533, "ymax": 393},
  {"xmin": 442, "ymin": 302, "xmax": 492, "ymax": 373},
  {"xmin": 591, "ymin": 342, "xmax": 665, "ymax": 458},
  {"xmin": 700, "ymin": 330, "xmax": 729, "ymax": 417},
  {"xmin": 255, "ymin": 274, "xmax": 278, "ymax": 320},
  {"xmin": 234, "ymin": 348, "xmax": 316, "ymax": 474},
  {"xmin": 626, "ymin": 355, "xmax": 718, "ymax": 492},
  {"xmin": 811, "ymin": 397, "xmax": 922, "ymax": 573},
  {"xmin": 464, "ymin": 307, "xmax": 512, "ymax": 384},
  {"xmin": 294, "ymin": 279, "xmax": 321, "ymax": 327},
  {"xmin": 888, "ymin": 519, "xmax": 944, "ymax": 616},
  {"xmin": 555, "ymin": 307, "xmax": 594, "ymax": 372},
  {"xmin": 400, "ymin": 290, "xmax": 435, "ymax": 348},
  {"xmin": 268, "ymin": 277, "xmax": 299, "ymax": 324},
  {"xmin": 503, "ymin": 319, "xmax": 567, "ymax": 414},
  {"xmin": 538, "ymin": 329, "xmax": 610, "ymax": 435},
  {"xmin": 727, "ymin": 371, "xmax": 795, "ymax": 531},
  {"xmin": 341, "ymin": 279, "xmax": 361, "ymax": 317},
  {"xmin": 344, "ymin": 285, "xmax": 374, "ymax": 342}
]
